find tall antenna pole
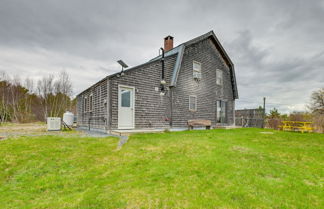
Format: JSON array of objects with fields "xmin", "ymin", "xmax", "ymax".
[
  {"xmin": 160, "ymin": 48, "xmax": 166, "ymax": 94},
  {"xmin": 160, "ymin": 47, "xmax": 165, "ymax": 81}
]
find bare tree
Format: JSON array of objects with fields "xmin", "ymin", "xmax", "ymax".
[
  {"xmin": 9, "ymin": 75, "xmax": 21, "ymax": 122},
  {"xmin": 0, "ymin": 71, "xmax": 73, "ymax": 123},
  {"xmin": 0, "ymin": 73, "xmax": 26, "ymax": 122},
  {"xmin": 308, "ymin": 88, "xmax": 324, "ymax": 133},
  {"xmin": 37, "ymin": 71, "xmax": 73, "ymax": 119},
  {"xmin": 57, "ymin": 71, "xmax": 73, "ymax": 111},
  {"xmin": 309, "ymin": 88, "xmax": 324, "ymax": 114},
  {"xmin": 24, "ymin": 77, "xmax": 34, "ymax": 94},
  {"xmin": 37, "ymin": 74, "xmax": 54, "ymax": 120},
  {"xmin": 0, "ymin": 72, "xmax": 10, "ymax": 123},
  {"xmin": 23, "ymin": 77, "xmax": 35, "ymax": 120}
]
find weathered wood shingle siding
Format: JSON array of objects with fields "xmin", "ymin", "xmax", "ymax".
[
  {"xmin": 171, "ymin": 38, "xmax": 235, "ymax": 127},
  {"xmin": 77, "ymin": 79, "xmax": 108, "ymax": 130},
  {"xmin": 109, "ymin": 54, "xmax": 177, "ymax": 129},
  {"xmin": 77, "ymin": 34, "xmax": 237, "ymax": 131}
]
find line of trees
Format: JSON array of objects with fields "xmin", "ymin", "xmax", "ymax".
[
  {"xmin": 0, "ymin": 71, "xmax": 75, "ymax": 123},
  {"xmin": 266, "ymin": 87, "xmax": 324, "ymax": 133},
  {"xmin": 309, "ymin": 88, "xmax": 324, "ymax": 133}
]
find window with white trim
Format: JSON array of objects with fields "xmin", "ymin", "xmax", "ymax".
[
  {"xmin": 193, "ymin": 61, "xmax": 202, "ymax": 79},
  {"xmin": 98, "ymin": 86, "xmax": 101, "ymax": 106},
  {"xmin": 121, "ymin": 89, "xmax": 131, "ymax": 107},
  {"xmin": 89, "ymin": 94, "xmax": 93, "ymax": 112},
  {"xmin": 83, "ymin": 96, "xmax": 88, "ymax": 113},
  {"xmin": 216, "ymin": 69, "xmax": 223, "ymax": 85},
  {"xmin": 189, "ymin": 95, "xmax": 197, "ymax": 111},
  {"xmin": 96, "ymin": 86, "xmax": 101, "ymax": 107}
]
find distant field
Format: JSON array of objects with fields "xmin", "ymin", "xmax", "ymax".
[
  {"xmin": 0, "ymin": 128, "xmax": 323, "ymax": 208},
  {"xmin": 0, "ymin": 123, "xmax": 80, "ymax": 138},
  {"xmin": 0, "ymin": 122, "xmax": 46, "ymax": 135}
]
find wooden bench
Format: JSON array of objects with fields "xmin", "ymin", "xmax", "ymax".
[{"xmin": 188, "ymin": 119, "xmax": 211, "ymax": 130}]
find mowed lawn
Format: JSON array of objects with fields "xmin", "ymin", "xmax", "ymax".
[{"xmin": 0, "ymin": 129, "xmax": 323, "ymax": 208}]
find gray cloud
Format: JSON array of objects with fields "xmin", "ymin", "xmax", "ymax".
[{"xmin": 0, "ymin": 0, "xmax": 323, "ymax": 113}]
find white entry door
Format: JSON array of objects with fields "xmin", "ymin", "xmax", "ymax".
[{"xmin": 118, "ymin": 85, "xmax": 135, "ymax": 129}]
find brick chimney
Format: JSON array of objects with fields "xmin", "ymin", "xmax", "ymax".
[{"xmin": 164, "ymin": 35, "xmax": 174, "ymax": 51}]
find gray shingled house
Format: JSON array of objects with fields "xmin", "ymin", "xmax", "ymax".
[{"xmin": 76, "ymin": 31, "xmax": 238, "ymax": 132}]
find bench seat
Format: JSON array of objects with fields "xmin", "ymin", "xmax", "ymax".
[{"xmin": 188, "ymin": 119, "xmax": 212, "ymax": 130}]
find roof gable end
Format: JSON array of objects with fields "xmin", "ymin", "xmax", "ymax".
[{"xmin": 171, "ymin": 31, "xmax": 238, "ymax": 99}]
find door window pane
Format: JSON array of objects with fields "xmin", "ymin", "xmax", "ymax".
[
  {"xmin": 216, "ymin": 101, "xmax": 221, "ymax": 122},
  {"xmin": 221, "ymin": 101, "xmax": 227, "ymax": 123},
  {"xmin": 121, "ymin": 90, "xmax": 131, "ymax": 107},
  {"xmin": 216, "ymin": 100, "xmax": 227, "ymax": 123}
]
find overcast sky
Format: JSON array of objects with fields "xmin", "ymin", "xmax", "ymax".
[{"xmin": 0, "ymin": 0, "xmax": 323, "ymax": 113}]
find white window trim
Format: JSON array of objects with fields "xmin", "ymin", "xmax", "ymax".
[
  {"xmin": 193, "ymin": 61, "xmax": 202, "ymax": 79},
  {"xmin": 216, "ymin": 100, "xmax": 227, "ymax": 123},
  {"xmin": 89, "ymin": 93, "xmax": 93, "ymax": 112},
  {"xmin": 97, "ymin": 86, "xmax": 101, "ymax": 107},
  {"xmin": 83, "ymin": 96, "xmax": 88, "ymax": 113},
  {"xmin": 216, "ymin": 69, "xmax": 223, "ymax": 86},
  {"xmin": 189, "ymin": 95, "xmax": 197, "ymax": 111},
  {"xmin": 193, "ymin": 61, "xmax": 201, "ymax": 72}
]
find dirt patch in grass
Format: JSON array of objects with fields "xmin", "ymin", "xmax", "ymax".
[{"xmin": 260, "ymin": 132, "xmax": 274, "ymax": 134}]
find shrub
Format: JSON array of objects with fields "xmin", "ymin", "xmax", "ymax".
[
  {"xmin": 313, "ymin": 114, "xmax": 324, "ymax": 133},
  {"xmin": 266, "ymin": 118, "xmax": 282, "ymax": 130}
]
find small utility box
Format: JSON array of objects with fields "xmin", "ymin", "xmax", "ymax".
[{"xmin": 47, "ymin": 117, "xmax": 61, "ymax": 131}]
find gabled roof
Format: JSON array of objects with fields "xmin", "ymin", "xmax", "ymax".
[
  {"xmin": 153, "ymin": 30, "xmax": 238, "ymax": 99},
  {"xmin": 77, "ymin": 31, "xmax": 238, "ymax": 99},
  {"xmin": 197, "ymin": 31, "xmax": 238, "ymax": 99},
  {"xmin": 187, "ymin": 31, "xmax": 238, "ymax": 98}
]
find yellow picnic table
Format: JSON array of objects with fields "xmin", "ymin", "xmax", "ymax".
[{"xmin": 280, "ymin": 121, "xmax": 313, "ymax": 133}]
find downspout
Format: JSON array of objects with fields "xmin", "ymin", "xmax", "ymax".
[
  {"xmin": 233, "ymin": 100, "xmax": 236, "ymax": 126},
  {"xmin": 169, "ymin": 86, "xmax": 173, "ymax": 127}
]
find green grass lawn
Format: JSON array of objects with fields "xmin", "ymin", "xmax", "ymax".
[{"xmin": 0, "ymin": 128, "xmax": 323, "ymax": 209}]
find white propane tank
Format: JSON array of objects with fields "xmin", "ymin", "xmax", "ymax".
[{"xmin": 63, "ymin": 111, "xmax": 74, "ymax": 126}]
